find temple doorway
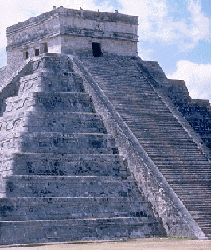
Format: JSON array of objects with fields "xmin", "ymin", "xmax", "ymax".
[{"xmin": 92, "ymin": 42, "xmax": 102, "ymax": 57}]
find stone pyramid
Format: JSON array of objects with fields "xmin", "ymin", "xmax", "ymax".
[
  {"xmin": 1, "ymin": 5, "xmax": 211, "ymax": 246},
  {"xmin": 0, "ymin": 54, "xmax": 166, "ymax": 245}
]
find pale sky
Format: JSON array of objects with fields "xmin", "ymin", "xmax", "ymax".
[{"xmin": 0, "ymin": 0, "xmax": 210, "ymax": 102}]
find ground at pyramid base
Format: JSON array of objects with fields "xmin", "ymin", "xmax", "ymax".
[{"xmin": 2, "ymin": 238, "xmax": 211, "ymax": 250}]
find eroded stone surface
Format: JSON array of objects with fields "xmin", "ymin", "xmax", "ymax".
[{"xmin": 0, "ymin": 54, "xmax": 166, "ymax": 245}]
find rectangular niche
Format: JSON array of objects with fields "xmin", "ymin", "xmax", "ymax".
[
  {"xmin": 41, "ymin": 42, "xmax": 48, "ymax": 53},
  {"xmin": 92, "ymin": 42, "xmax": 103, "ymax": 57},
  {"xmin": 23, "ymin": 51, "xmax": 29, "ymax": 60},
  {"xmin": 35, "ymin": 48, "xmax": 40, "ymax": 56}
]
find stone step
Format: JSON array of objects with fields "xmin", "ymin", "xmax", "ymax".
[
  {"xmin": 196, "ymin": 223, "xmax": 211, "ymax": 229},
  {"xmin": 104, "ymin": 89, "xmax": 160, "ymax": 96},
  {"xmin": 121, "ymin": 121, "xmax": 186, "ymax": 129},
  {"xmin": 138, "ymin": 137, "xmax": 195, "ymax": 144},
  {"xmin": 155, "ymin": 161, "xmax": 210, "ymax": 166},
  {"xmin": 170, "ymin": 187, "xmax": 211, "ymax": 194},
  {"xmin": 146, "ymin": 152, "xmax": 205, "ymax": 158},
  {"xmin": 192, "ymin": 220, "xmax": 211, "ymax": 227},
  {"xmin": 178, "ymin": 198, "xmax": 211, "ymax": 204},
  {"xmin": 27, "ymin": 112, "xmax": 106, "ymax": 133},
  {"xmin": 138, "ymin": 140, "xmax": 197, "ymax": 146},
  {"xmin": 180, "ymin": 198, "xmax": 211, "ymax": 205},
  {"xmin": 109, "ymin": 95, "xmax": 166, "ymax": 102},
  {"xmin": 145, "ymin": 152, "xmax": 206, "ymax": 160},
  {"xmin": 186, "ymin": 211, "xmax": 211, "ymax": 218},
  {"xmin": 130, "ymin": 124, "xmax": 191, "ymax": 131},
  {"xmin": 194, "ymin": 222, "xmax": 211, "ymax": 228},
  {"xmin": 157, "ymin": 164, "xmax": 210, "ymax": 170},
  {"xmin": 0, "ymin": 132, "xmax": 117, "ymax": 154},
  {"xmin": 163, "ymin": 177, "xmax": 211, "ymax": 183},
  {"xmin": 173, "ymin": 195, "xmax": 211, "ymax": 202},
  {"xmin": 125, "ymin": 123, "xmax": 184, "ymax": 132},
  {"xmin": 0, "ymin": 196, "xmax": 151, "ymax": 221},
  {"xmin": 207, "ymin": 234, "xmax": 211, "ymax": 240},
  {"xmin": 159, "ymin": 174, "xmax": 211, "ymax": 181},
  {"xmin": 1, "ymin": 175, "xmax": 140, "ymax": 198},
  {"xmin": 111, "ymin": 102, "xmax": 168, "ymax": 111},
  {"xmin": 19, "ymin": 72, "xmax": 85, "ymax": 93},
  {"xmin": 188, "ymin": 207, "xmax": 211, "ymax": 213},
  {"xmin": 163, "ymin": 173, "xmax": 211, "ymax": 179},
  {"xmin": 170, "ymin": 193, "xmax": 211, "ymax": 200},
  {"xmin": 152, "ymin": 156, "xmax": 209, "ymax": 161},
  {"xmin": 141, "ymin": 147, "xmax": 202, "ymax": 154},
  {"xmin": 0, "ymin": 216, "xmax": 166, "ymax": 245},
  {"xmin": 156, "ymin": 166, "xmax": 210, "ymax": 171},
  {"xmin": 1, "ymin": 111, "xmax": 107, "ymax": 134},
  {"xmin": 149, "ymin": 150, "xmax": 206, "ymax": 157},
  {"xmin": 122, "ymin": 117, "xmax": 182, "ymax": 125},
  {"xmin": 5, "ymin": 92, "xmax": 94, "ymax": 113},
  {"xmin": 160, "ymin": 171, "xmax": 211, "ymax": 177},
  {"xmin": 2, "ymin": 153, "xmax": 128, "ymax": 176},
  {"xmin": 197, "ymin": 228, "xmax": 211, "ymax": 236},
  {"xmin": 126, "ymin": 124, "xmax": 188, "ymax": 132},
  {"xmin": 170, "ymin": 183, "xmax": 211, "ymax": 189}
]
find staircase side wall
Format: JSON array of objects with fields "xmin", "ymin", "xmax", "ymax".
[
  {"xmin": 0, "ymin": 66, "xmax": 7, "ymax": 86},
  {"xmin": 141, "ymin": 59, "xmax": 211, "ymax": 155}
]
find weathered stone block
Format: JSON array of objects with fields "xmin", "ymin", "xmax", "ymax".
[{"xmin": 4, "ymin": 153, "xmax": 127, "ymax": 176}]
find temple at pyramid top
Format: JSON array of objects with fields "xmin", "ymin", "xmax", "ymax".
[{"xmin": 6, "ymin": 6, "xmax": 138, "ymax": 74}]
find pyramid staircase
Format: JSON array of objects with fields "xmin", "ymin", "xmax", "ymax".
[
  {"xmin": 79, "ymin": 55, "xmax": 211, "ymax": 239},
  {"xmin": 145, "ymin": 70, "xmax": 211, "ymax": 152},
  {"xmin": 0, "ymin": 54, "xmax": 166, "ymax": 245}
]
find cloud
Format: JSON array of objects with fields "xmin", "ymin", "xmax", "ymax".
[
  {"xmin": 167, "ymin": 60, "xmax": 211, "ymax": 101},
  {"xmin": 0, "ymin": 0, "xmax": 210, "ymax": 69},
  {"xmin": 0, "ymin": 0, "xmax": 209, "ymax": 47},
  {"xmin": 117, "ymin": 0, "xmax": 210, "ymax": 52}
]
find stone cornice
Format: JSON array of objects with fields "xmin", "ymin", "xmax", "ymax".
[
  {"xmin": 6, "ymin": 28, "xmax": 138, "ymax": 52},
  {"xmin": 61, "ymin": 28, "xmax": 138, "ymax": 41},
  {"xmin": 6, "ymin": 11, "xmax": 59, "ymax": 36},
  {"xmin": 6, "ymin": 33, "xmax": 60, "ymax": 52},
  {"xmin": 7, "ymin": 7, "xmax": 138, "ymax": 36}
]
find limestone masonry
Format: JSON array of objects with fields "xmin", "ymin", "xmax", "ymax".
[
  {"xmin": 0, "ymin": 6, "xmax": 210, "ymax": 245},
  {"xmin": 6, "ymin": 6, "xmax": 138, "ymax": 76}
]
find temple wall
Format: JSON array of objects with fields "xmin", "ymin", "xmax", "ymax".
[
  {"xmin": 6, "ymin": 36, "xmax": 62, "ymax": 76},
  {"xmin": 60, "ymin": 14, "xmax": 137, "ymax": 39},
  {"xmin": 61, "ymin": 36, "xmax": 137, "ymax": 56},
  {"xmin": 6, "ymin": 16, "xmax": 60, "ymax": 51},
  {"xmin": 6, "ymin": 7, "xmax": 138, "ymax": 75}
]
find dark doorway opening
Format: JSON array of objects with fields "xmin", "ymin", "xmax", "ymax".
[
  {"xmin": 35, "ymin": 48, "xmax": 39, "ymax": 56},
  {"xmin": 92, "ymin": 42, "xmax": 103, "ymax": 57},
  {"xmin": 23, "ymin": 51, "xmax": 28, "ymax": 60}
]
